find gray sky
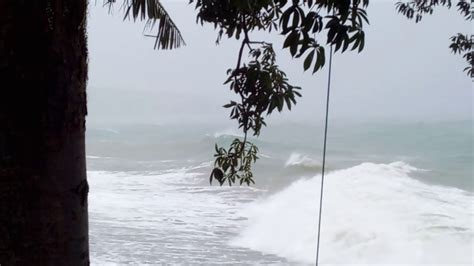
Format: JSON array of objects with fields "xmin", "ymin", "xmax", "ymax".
[{"xmin": 87, "ymin": 1, "xmax": 472, "ymax": 126}]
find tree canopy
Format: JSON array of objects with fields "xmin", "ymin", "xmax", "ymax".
[
  {"xmin": 396, "ymin": 0, "xmax": 473, "ymax": 77},
  {"xmin": 189, "ymin": 0, "xmax": 370, "ymax": 185},
  {"xmin": 104, "ymin": 0, "xmax": 186, "ymax": 49}
]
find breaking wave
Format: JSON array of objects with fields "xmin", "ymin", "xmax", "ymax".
[
  {"xmin": 285, "ymin": 153, "xmax": 320, "ymax": 170},
  {"xmin": 231, "ymin": 162, "xmax": 473, "ymax": 265}
]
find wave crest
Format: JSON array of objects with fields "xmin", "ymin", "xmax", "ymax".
[
  {"xmin": 285, "ymin": 153, "xmax": 320, "ymax": 169},
  {"xmin": 231, "ymin": 161, "xmax": 473, "ymax": 265},
  {"xmin": 212, "ymin": 128, "xmax": 244, "ymax": 138}
]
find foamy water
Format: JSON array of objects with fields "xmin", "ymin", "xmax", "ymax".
[
  {"xmin": 285, "ymin": 152, "xmax": 320, "ymax": 169},
  {"xmin": 87, "ymin": 122, "xmax": 473, "ymax": 265},
  {"xmin": 232, "ymin": 162, "xmax": 473, "ymax": 265},
  {"xmin": 88, "ymin": 161, "xmax": 473, "ymax": 265},
  {"xmin": 88, "ymin": 167, "xmax": 285, "ymax": 264}
]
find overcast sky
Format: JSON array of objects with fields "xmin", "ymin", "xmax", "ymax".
[{"xmin": 86, "ymin": 1, "xmax": 472, "ymax": 126}]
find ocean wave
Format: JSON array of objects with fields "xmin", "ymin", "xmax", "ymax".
[
  {"xmin": 88, "ymin": 170, "xmax": 267, "ymax": 264},
  {"xmin": 259, "ymin": 153, "xmax": 272, "ymax": 159},
  {"xmin": 212, "ymin": 128, "xmax": 244, "ymax": 138},
  {"xmin": 86, "ymin": 155, "xmax": 113, "ymax": 159},
  {"xmin": 231, "ymin": 161, "xmax": 473, "ymax": 265},
  {"xmin": 284, "ymin": 152, "xmax": 320, "ymax": 169}
]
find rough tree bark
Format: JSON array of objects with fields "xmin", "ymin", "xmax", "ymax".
[{"xmin": 0, "ymin": 0, "xmax": 89, "ymax": 265}]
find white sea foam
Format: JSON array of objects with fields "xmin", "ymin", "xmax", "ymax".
[
  {"xmin": 100, "ymin": 128, "xmax": 120, "ymax": 134},
  {"xmin": 285, "ymin": 152, "xmax": 320, "ymax": 168},
  {"xmin": 86, "ymin": 155, "xmax": 113, "ymax": 159},
  {"xmin": 88, "ymin": 169, "xmax": 267, "ymax": 264},
  {"xmin": 212, "ymin": 128, "xmax": 244, "ymax": 138},
  {"xmin": 231, "ymin": 161, "xmax": 474, "ymax": 265}
]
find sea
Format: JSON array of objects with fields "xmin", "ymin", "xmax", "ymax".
[{"xmin": 86, "ymin": 120, "xmax": 473, "ymax": 265}]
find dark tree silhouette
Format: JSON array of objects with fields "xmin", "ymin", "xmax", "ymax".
[
  {"xmin": 0, "ymin": 0, "xmax": 182, "ymax": 264},
  {"xmin": 0, "ymin": 1, "xmax": 89, "ymax": 264},
  {"xmin": 396, "ymin": 0, "xmax": 473, "ymax": 77}
]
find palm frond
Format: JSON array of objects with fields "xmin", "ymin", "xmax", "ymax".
[{"xmin": 105, "ymin": 0, "xmax": 185, "ymax": 49}]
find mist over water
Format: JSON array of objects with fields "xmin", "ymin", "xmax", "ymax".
[{"xmin": 87, "ymin": 120, "xmax": 473, "ymax": 265}]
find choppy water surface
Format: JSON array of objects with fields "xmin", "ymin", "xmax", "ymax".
[
  {"xmin": 89, "ymin": 168, "xmax": 287, "ymax": 264},
  {"xmin": 88, "ymin": 121, "xmax": 473, "ymax": 265}
]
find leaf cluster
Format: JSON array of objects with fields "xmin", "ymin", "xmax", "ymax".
[
  {"xmin": 224, "ymin": 44, "xmax": 301, "ymax": 136},
  {"xmin": 210, "ymin": 140, "xmax": 258, "ymax": 186},
  {"xmin": 212, "ymin": 44, "xmax": 301, "ymax": 186},
  {"xmin": 104, "ymin": 0, "xmax": 185, "ymax": 49},
  {"xmin": 190, "ymin": 0, "xmax": 284, "ymax": 43},
  {"xmin": 280, "ymin": 0, "xmax": 369, "ymax": 73},
  {"xmin": 192, "ymin": 0, "xmax": 370, "ymax": 185},
  {"xmin": 450, "ymin": 34, "xmax": 474, "ymax": 78},
  {"xmin": 396, "ymin": 0, "xmax": 471, "ymax": 21},
  {"xmin": 396, "ymin": 0, "xmax": 473, "ymax": 78}
]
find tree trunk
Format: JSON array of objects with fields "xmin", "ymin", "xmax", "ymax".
[{"xmin": 0, "ymin": 0, "xmax": 89, "ymax": 265}]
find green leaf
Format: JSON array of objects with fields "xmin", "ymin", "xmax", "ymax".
[
  {"xmin": 303, "ymin": 12, "xmax": 316, "ymax": 32},
  {"xmin": 290, "ymin": 42, "xmax": 298, "ymax": 57},
  {"xmin": 268, "ymin": 97, "xmax": 277, "ymax": 114},
  {"xmin": 358, "ymin": 31, "xmax": 365, "ymax": 53},
  {"xmin": 284, "ymin": 95, "xmax": 292, "ymax": 110},
  {"xmin": 223, "ymin": 101, "xmax": 236, "ymax": 108},
  {"xmin": 119, "ymin": 0, "xmax": 185, "ymax": 49},
  {"xmin": 313, "ymin": 47, "xmax": 325, "ymax": 73},
  {"xmin": 210, "ymin": 168, "xmax": 224, "ymax": 185},
  {"xmin": 277, "ymin": 95, "xmax": 284, "ymax": 112},
  {"xmin": 283, "ymin": 31, "xmax": 298, "ymax": 48},
  {"xmin": 303, "ymin": 49, "xmax": 315, "ymax": 71},
  {"xmin": 341, "ymin": 33, "xmax": 350, "ymax": 52},
  {"xmin": 292, "ymin": 10, "xmax": 300, "ymax": 27},
  {"xmin": 280, "ymin": 6, "xmax": 293, "ymax": 31}
]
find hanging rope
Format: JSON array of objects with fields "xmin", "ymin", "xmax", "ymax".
[{"xmin": 315, "ymin": 43, "xmax": 334, "ymax": 266}]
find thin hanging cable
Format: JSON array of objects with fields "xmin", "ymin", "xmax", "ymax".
[{"xmin": 315, "ymin": 43, "xmax": 334, "ymax": 266}]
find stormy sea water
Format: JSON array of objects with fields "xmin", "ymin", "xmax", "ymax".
[{"xmin": 86, "ymin": 120, "xmax": 473, "ymax": 265}]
